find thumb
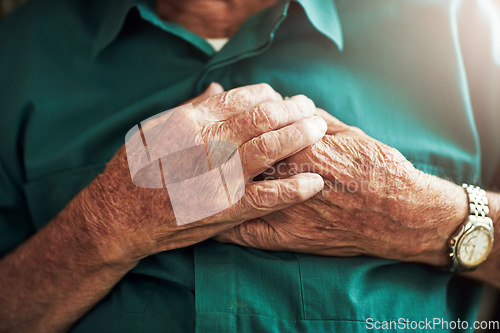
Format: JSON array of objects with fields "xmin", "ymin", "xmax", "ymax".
[{"xmin": 183, "ymin": 82, "xmax": 225, "ymax": 105}]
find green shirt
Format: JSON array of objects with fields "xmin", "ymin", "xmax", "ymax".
[{"xmin": 1, "ymin": 0, "xmax": 499, "ymax": 331}]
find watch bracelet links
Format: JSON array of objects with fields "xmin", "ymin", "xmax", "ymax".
[
  {"xmin": 463, "ymin": 184, "xmax": 490, "ymax": 219},
  {"xmin": 448, "ymin": 184, "xmax": 493, "ymax": 272}
]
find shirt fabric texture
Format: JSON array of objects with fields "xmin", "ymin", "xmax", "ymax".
[{"xmin": 0, "ymin": 0, "xmax": 499, "ymax": 331}]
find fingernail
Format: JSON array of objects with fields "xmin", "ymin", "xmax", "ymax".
[
  {"xmin": 310, "ymin": 116, "xmax": 327, "ymax": 134},
  {"xmin": 303, "ymin": 173, "xmax": 324, "ymax": 192},
  {"xmin": 302, "ymin": 116, "xmax": 327, "ymax": 139}
]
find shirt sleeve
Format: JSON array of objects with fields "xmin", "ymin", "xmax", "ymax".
[
  {"xmin": 458, "ymin": 0, "xmax": 500, "ymax": 188},
  {"xmin": 0, "ymin": 155, "xmax": 36, "ymax": 257},
  {"xmin": 0, "ymin": 13, "xmax": 37, "ymax": 258}
]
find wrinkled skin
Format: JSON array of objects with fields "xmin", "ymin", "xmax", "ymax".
[
  {"xmin": 215, "ymin": 110, "xmax": 467, "ymax": 266},
  {"xmin": 0, "ymin": 83, "xmax": 331, "ymax": 333},
  {"xmin": 83, "ymin": 83, "xmax": 327, "ymax": 265}
]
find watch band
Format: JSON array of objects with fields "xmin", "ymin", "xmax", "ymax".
[
  {"xmin": 464, "ymin": 184, "xmax": 490, "ymax": 218},
  {"xmin": 448, "ymin": 184, "xmax": 494, "ymax": 272}
]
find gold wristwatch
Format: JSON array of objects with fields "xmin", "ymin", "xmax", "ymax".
[{"xmin": 448, "ymin": 184, "xmax": 494, "ymax": 272}]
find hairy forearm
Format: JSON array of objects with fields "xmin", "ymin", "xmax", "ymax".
[
  {"xmin": 0, "ymin": 83, "xmax": 325, "ymax": 331},
  {"xmin": 462, "ymin": 192, "xmax": 500, "ymax": 288},
  {"xmin": 0, "ymin": 188, "xmax": 137, "ymax": 333}
]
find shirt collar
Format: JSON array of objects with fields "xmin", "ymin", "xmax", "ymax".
[
  {"xmin": 293, "ymin": 0, "xmax": 344, "ymax": 51},
  {"xmin": 92, "ymin": 0, "xmax": 136, "ymax": 57},
  {"xmin": 92, "ymin": 0, "xmax": 343, "ymax": 57}
]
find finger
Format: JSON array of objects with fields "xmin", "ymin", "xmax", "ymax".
[
  {"xmin": 315, "ymin": 108, "xmax": 366, "ymax": 137},
  {"xmin": 194, "ymin": 83, "xmax": 283, "ymax": 121},
  {"xmin": 212, "ymin": 218, "xmax": 272, "ymax": 247},
  {"xmin": 233, "ymin": 173, "xmax": 324, "ymax": 221},
  {"xmin": 182, "ymin": 82, "xmax": 225, "ymax": 105},
  {"xmin": 240, "ymin": 116, "xmax": 327, "ymax": 178},
  {"xmin": 213, "ymin": 214, "xmax": 303, "ymax": 253},
  {"xmin": 216, "ymin": 95, "xmax": 318, "ymax": 146}
]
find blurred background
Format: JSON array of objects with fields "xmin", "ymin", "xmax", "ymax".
[
  {"xmin": 0, "ymin": 0, "xmax": 499, "ymax": 331},
  {"xmin": 0, "ymin": 0, "xmax": 25, "ymax": 17}
]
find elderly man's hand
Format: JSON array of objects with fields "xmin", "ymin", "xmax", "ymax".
[
  {"xmin": 214, "ymin": 110, "xmax": 468, "ymax": 266},
  {"xmin": 81, "ymin": 83, "xmax": 327, "ymax": 266}
]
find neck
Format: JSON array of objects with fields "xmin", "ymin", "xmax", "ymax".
[{"xmin": 156, "ymin": 0, "xmax": 280, "ymax": 38}]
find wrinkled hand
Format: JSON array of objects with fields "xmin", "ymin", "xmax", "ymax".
[
  {"xmin": 215, "ymin": 110, "xmax": 467, "ymax": 266},
  {"xmin": 80, "ymin": 83, "xmax": 327, "ymax": 266}
]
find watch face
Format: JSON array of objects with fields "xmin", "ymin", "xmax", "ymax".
[{"xmin": 457, "ymin": 227, "xmax": 493, "ymax": 267}]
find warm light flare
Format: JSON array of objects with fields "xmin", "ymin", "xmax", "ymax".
[{"xmin": 478, "ymin": 0, "xmax": 500, "ymax": 65}]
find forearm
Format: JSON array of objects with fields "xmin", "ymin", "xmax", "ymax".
[
  {"xmin": 462, "ymin": 192, "xmax": 500, "ymax": 288},
  {"xmin": 0, "ymin": 187, "xmax": 137, "ymax": 333}
]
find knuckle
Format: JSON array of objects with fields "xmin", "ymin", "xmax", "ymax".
[
  {"xmin": 255, "ymin": 83, "xmax": 280, "ymax": 99},
  {"xmin": 292, "ymin": 94, "xmax": 313, "ymax": 105},
  {"xmin": 212, "ymin": 84, "xmax": 282, "ymax": 114},
  {"xmin": 222, "ymin": 84, "xmax": 278, "ymax": 110},
  {"xmin": 223, "ymin": 88, "xmax": 254, "ymax": 109},
  {"xmin": 257, "ymin": 82, "xmax": 273, "ymax": 92},
  {"xmin": 246, "ymin": 184, "xmax": 280, "ymax": 210},
  {"xmin": 237, "ymin": 222, "xmax": 256, "ymax": 244},
  {"xmin": 201, "ymin": 122, "xmax": 223, "ymax": 141},
  {"xmin": 251, "ymin": 137, "xmax": 271, "ymax": 163},
  {"xmin": 256, "ymin": 132, "xmax": 281, "ymax": 163},
  {"xmin": 279, "ymin": 181, "xmax": 301, "ymax": 203},
  {"xmin": 291, "ymin": 94, "xmax": 315, "ymax": 112},
  {"xmin": 252, "ymin": 103, "xmax": 280, "ymax": 131},
  {"xmin": 246, "ymin": 135, "xmax": 282, "ymax": 170},
  {"xmin": 295, "ymin": 121, "xmax": 316, "ymax": 143}
]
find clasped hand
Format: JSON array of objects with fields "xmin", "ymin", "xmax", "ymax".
[
  {"xmin": 83, "ymin": 83, "xmax": 327, "ymax": 266},
  {"xmin": 215, "ymin": 109, "xmax": 466, "ymax": 266},
  {"xmin": 87, "ymin": 83, "xmax": 464, "ymax": 267}
]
